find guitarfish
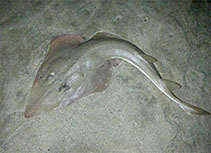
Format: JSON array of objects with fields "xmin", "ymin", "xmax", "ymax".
[{"xmin": 24, "ymin": 32, "xmax": 211, "ymax": 118}]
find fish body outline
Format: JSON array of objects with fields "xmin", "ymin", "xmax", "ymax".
[{"xmin": 24, "ymin": 32, "xmax": 211, "ymax": 118}]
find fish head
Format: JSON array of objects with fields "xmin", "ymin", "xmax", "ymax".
[
  {"xmin": 24, "ymin": 62, "xmax": 86, "ymax": 118},
  {"xmin": 24, "ymin": 66, "xmax": 61, "ymax": 118},
  {"xmin": 24, "ymin": 34, "xmax": 87, "ymax": 118}
]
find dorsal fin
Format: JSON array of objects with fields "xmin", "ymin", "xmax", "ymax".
[
  {"xmin": 162, "ymin": 79, "xmax": 181, "ymax": 91},
  {"xmin": 141, "ymin": 54, "xmax": 157, "ymax": 63},
  {"xmin": 91, "ymin": 31, "xmax": 121, "ymax": 40}
]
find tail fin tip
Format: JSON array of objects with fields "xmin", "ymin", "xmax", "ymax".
[{"xmin": 179, "ymin": 103, "xmax": 211, "ymax": 115}]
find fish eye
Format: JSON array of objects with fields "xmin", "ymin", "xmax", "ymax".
[
  {"xmin": 46, "ymin": 72, "xmax": 55, "ymax": 82},
  {"xmin": 49, "ymin": 72, "xmax": 55, "ymax": 77}
]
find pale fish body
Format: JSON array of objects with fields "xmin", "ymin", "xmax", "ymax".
[{"xmin": 24, "ymin": 32, "xmax": 210, "ymax": 118}]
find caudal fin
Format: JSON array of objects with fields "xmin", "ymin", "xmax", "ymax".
[
  {"xmin": 161, "ymin": 79, "xmax": 210, "ymax": 115},
  {"xmin": 179, "ymin": 102, "xmax": 211, "ymax": 115}
]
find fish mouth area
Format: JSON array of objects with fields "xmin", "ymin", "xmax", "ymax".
[
  {"xmin": 24, "ymin": 92, "xmax": 46, "ymax": 118},
  {"xmin": 24, "ymin": 105, "xmax": 37, "ymax": 118},
  {"xmin": 25, "ymin": 82, "xmax": 52, "ymax": 118}
]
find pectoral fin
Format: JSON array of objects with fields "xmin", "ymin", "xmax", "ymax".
[
  {"xmin": 49, "ymin": 34, "xmax": 85, "ymax": 52},
  {"xmin": 45, "ymin": 34, "xmax": 85, "ymax": 62},
  {"xmin": 90, "ymin": 60, "xmax": 114, "ymax": 93},
  {"xmin": 75, "ymin": 59, "xmax": 120, "ymax": 100}
]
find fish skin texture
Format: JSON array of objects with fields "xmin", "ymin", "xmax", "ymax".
[{"xmin": 24, "ymin": 32, "xmax": 211, "ymax": 118}]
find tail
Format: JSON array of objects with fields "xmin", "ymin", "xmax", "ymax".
[
  {"xmin": 161, "ymin": 79, "xmax": 210, "ymax": 115},
  {"xmin": 179, "ymin": 102, "xmax": 211, "ymax": 115}
]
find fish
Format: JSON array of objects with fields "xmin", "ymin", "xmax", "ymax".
[{"xmin": 24, "ymin": 32, "xmax": 211, "ymax": 118}]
